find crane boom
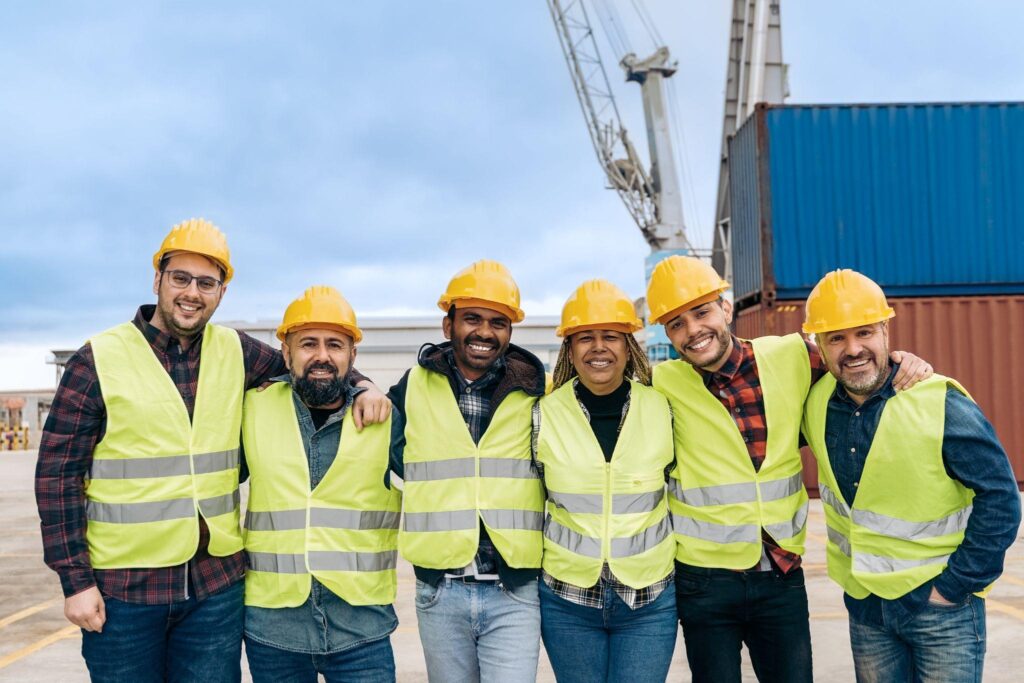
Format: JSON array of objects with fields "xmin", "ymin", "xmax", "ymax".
[{"xmin": 547, "ymin": 0, "xmax": 689, "ymax": 252}]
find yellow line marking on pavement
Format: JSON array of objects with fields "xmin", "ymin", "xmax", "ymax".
[
  {"xmin": 0, "ymin": 624, "xmax": 78, "ymax": 670},
  {"xmin": 987, "ymin": 598, "xmax": 1024, "ymax": 622},
  {"xmin": 0, "ymin": 598, "xmax": 61, "ymax": 630}
]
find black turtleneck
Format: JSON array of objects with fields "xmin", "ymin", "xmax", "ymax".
[{"xmin": 576, "ymin": 379, "xmax": 630, "ymax": 462}]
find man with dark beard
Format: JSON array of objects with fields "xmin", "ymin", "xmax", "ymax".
[
  {"xmin": 388, "ymin": 260, "xmax": 546, "ymax": 683},
  {"xmin": 34, "ymin": 219, "xmax": 391, "ymax": 683},
  {"xmin": 242, "ymin": 286, "xmax": 401, "ymax": 682},
  {"xmin": 801, "ymin": 270, "xmax": 1020, "ymax": 683},
  {"xmin": 645, "ymin": 255, "xmax": 933, "ymax": 683}
]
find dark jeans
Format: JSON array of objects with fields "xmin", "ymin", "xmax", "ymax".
[
  {"xmin": 539, "ymin": 579, "xmax": 678, "ymax": 683},
  {"xmin": 81, "ymin": 581, "xmax": 244, "ymax": 683},
  {"xmin": 675, "ymin": 563, "xmax": 812, "ymax": 683},
  {"xmin": 848, "ymin": 594, "xmax": 986, "ymax": 683},
  {"xmin": 244, "ymin": 635, "xmax": 396, "ymax": 683}
]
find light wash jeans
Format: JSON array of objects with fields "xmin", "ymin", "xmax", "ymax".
[
  {"xmin": 849, "ymin": 594, "xmax": 986, "ymax": 683},
  {"xmin": 414, "ymin": 577, "xmax": 541, "ymax": 683}
]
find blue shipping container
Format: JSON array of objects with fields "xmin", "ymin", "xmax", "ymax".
[{"xmin": 728, "ymin": 102, "xmax": 1024, "ymax": 305}]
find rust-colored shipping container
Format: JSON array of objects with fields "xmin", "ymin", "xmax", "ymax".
[{"xmin": 735, "ymin": 295, "xmax": 1024, "ymax": 493}]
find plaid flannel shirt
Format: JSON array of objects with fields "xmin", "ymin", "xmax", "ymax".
[
  {"xmin": 35, "ymin": 306, "xmax": 290, "ymax": 604},
  {"xmin": 697, "ymin": 336, "xmax": 827, "ymax": 573}
]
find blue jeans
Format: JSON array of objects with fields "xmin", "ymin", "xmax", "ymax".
[
  {"xmin": 675, "ymin": 563, "xmax": 813, "ymax": 683},
  {"xmin": 244, "ymin": 634, "xmax": 395, "ymax": 683},
  {"xmin": 539, "ymin": 579, "xmax": 677, "ymax": 683},
  {"xmin": 81, "ymin": 581, "xmax": 244, "ymax": 683},
  {"xmin": 848, "ymin": 594, "xmax": 986, "ymax": 683},
  {"xmin": 414, "ymin": 577, "xmax": 541, "ymax": 683}
]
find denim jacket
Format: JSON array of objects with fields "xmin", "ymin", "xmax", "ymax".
[
  {"xmin": 242, "ymin": 376, "xmax": 398, "ymax": 654},
  {"xmin": 825, "ymin": 364, "xmax": 1021, "ymax": 626}
]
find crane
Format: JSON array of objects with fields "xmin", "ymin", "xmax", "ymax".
[
  {"xmin": 546, "ymin": 0, "xmax": 691, "ymax": 253},
  {"xmin": 712, "ymin": 0, "xmax": 788, "ymax": 283}
]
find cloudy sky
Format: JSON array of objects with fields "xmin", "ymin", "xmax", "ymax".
[{"xmin": 1, "ymin": 1, "xmax": 1020, "ymax": 389}]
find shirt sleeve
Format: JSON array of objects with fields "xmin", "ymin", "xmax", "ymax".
[
  {"xmin": 34, "ymin": 344, "xmax": 105, "ymax": 597},
  {"xmin": 238, "ymin": 332, "xmax": 287, "ymax": 389},
  {"xmin": 804, "ymin": 339, "xmax": 829, "ymax": 383},
  {"xmin": 387, "ymin": 369, "xmax": 411, "ymax": 480},
  {"xmin": 932, "ymin": 388, "xmax": 1022, "ymax": 602}
]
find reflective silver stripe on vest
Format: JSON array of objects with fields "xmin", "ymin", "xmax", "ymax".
[
  {"xmin": 853, "ymin": 551, "xmax": 951, "ymax": 575},
  {"xmin": 852, "ymin": 506, "xmax": 973, "ymax": 541},
  {"xmin": 193, "ymin": 449, "xmax": 240, "ymax": 474},
  {"xmin": 479, "ymin": 458, "xmax": 539, "ymax": 479},
  {"xmin": 87, "ymin": 496, "xmax": 195, "ymax": 524},
  {"xmin": 308, "ymin": 550, "xmax": 398, "ymax": 572},
  {"xmin": 548, "ymin": 491, "xmax": 602, "ymax": 514},
  {"xmin": 819, "ymin": 483, "xmax": 850, "ymax": 518},
  {"xmin": 248, "ymin": 551, "xmax": 305, "ymax": 574},
  {"xmin": 670, "ymin": 479, "xmax": 756, "ymax": 507},
  {"xmin": 544, "ymin": 519, "xmax": 602, "ymax": 558},
  {"xmin": 403, "ymin": 509, "xmax": 478, "ymax": 532},
  {"xmin": 89, "ymin": 449, "xmax": 239, "ymax": 480},
  {"xmin": 613, "ymin": 489, "xmax": 665, "ymax": 515},
  {"xmin": 199, "ymin": 490, "xmax": 239, "ymax": 517},
  {"xmin": 826, "ymin": 525, "xmax": 851, "ymax": 556},
  {"xmin": 245, "ymin": 509, "xmax": 306, "ymax": 531},
  {"xmin": 90, "ymin": 455, "xmax": 191, "ymax": 480},
  {"xmin": 246, "ymin": 508, "xmax": 400, "ymax": 532},
  {"xmin": 480, "ymin": 508, "xmax": 544, "ymax": 531},
  {"xmin": 404, "ymin": 458, "xmax": 476, "ymax": 481},
  {"xmin": 548, "ymin": 489, "xmax": 665, "ymax": 515},
  {"xmin": 759, "ymin": 472, "xmax": 804, "ymax": 502},
  {"xmin": 610, "ymin": 515, "xmax": 671, "ymax": 558},
  {"xmin": 311, "ymin": 508, "xmax": 401, "ymax": 530},
  {"xmin": 671, "ymin": 514, "xmax": 760, "ymax": 545},
  {"xmin": 763, "ymin": 500, "xmax": 808, "ymax": 541}
]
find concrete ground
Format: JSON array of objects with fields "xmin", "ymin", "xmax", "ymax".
[{"xmin": 2, "ymin": 450, "xmax": 1022, "ymax": 681}]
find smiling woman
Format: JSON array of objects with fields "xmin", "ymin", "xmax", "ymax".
[{"xmin": 535, "ymin": 279, "xmax": 677, "ymax": 683}]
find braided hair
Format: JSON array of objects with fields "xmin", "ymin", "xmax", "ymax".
[{"xmin": 551, "ymin": 331, "xmax": 652, "ymax": 390}]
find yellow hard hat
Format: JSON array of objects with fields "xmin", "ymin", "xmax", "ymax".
[
  {"xmin": 802, "ymin": 269, "xmax": 895, "ymax": 334},
  {"xmin": 645, "ymin": 255, "xmax": 729, "ymax": 325},
  {"xmin": 277, "ymin": 285, "xmax": 363, "ymax": 343},
  {"xmin": 437, "ymin": 259, "xmax": 525, "ymax": 323},
  {"xmin": 556, "ymin": 279, "xmax": 642, "ymax": 337},
  {"xmin": 152, "ymin": 218, "xmax": 234, "ymax": 283}
]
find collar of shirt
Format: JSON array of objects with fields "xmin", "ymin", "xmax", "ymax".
[
  {"xmin": 270, "ymin": 373, "xmax": 363, "ymax": 433},
  {"xmin": 831, "ymin": 362, "xmax": 899, "ymax": 409},
  {"xmin": 134, "ymin": 304, "xmax": 205, "ymax": 353},
  {"xmin": 443, "ymin": 347, "xmax": 506, "ymax": 395},
  {"xmin": 698, "ymin": 334, "xmax": 744, "ymax": 387}
]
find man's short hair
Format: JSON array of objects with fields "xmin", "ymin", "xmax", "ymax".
[{"xmin": 159, "ymin": 253, "xmax": 226, "ymax": 282}]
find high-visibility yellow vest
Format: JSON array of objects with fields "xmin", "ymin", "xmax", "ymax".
[
  {"xmin": 242, "ymin": 383, "xmax": 401, "ymax": 607},
  {"xmin": 398, "ymin": 366, "xmax": 544, "ymax": 569},
  {"xmin": 537, "ymin": 381, "xmax": 675, "ymax": 589},
  {"xmin": 803, "ymin": 373, "xmax": 976, "ymax": 600},
  {"xmin": 86, "ymin": 322, "xmax": 244, "ymax": 568},
  {"xmin": 654, "ymin": 334, "xmax": 810, "ymax": 569}
]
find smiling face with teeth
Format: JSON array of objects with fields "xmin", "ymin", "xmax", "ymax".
[
  {"xmin": 442, "ymin": 306, "xmax": 512, "ymax": 381},
  {"xmin": 150, "ymin": 251, "xmax": 226, "ymax": 346},
  {"xmin": 568, "ymin": 328, "xmax": 628, "ymax": 396},
  {"xmin": 663, "ymin": 298, "xmax": 735, "ymax": 372},
  {"xmin": 817, "ymin": 322, "xmax": 891, "ymax": 403},
  {"xmin": 283, "ymin": 327, "xmax": 356, "ymax": 409}
]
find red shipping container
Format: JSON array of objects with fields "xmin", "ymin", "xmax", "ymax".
[{"xmin": 734, "ymin": 296, "xmax": 1024, "ymax": 493}]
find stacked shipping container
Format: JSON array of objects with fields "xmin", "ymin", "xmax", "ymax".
[{"xmin": 727, "ymin": 102, "xmax": 1024, "ymax": 491}]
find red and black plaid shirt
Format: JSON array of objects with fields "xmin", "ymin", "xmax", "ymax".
[
  {"xmin": 697, "ymin": 336, "xmax": 827, "ymax": 573},
  {"xmin": 35, "ymin": 306, "xmax": 287, "ymax": 604}
]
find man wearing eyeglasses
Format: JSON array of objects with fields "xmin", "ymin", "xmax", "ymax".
[{"xmin": 34, "ymin": 218, "xmax": 391, "ymax": 683}]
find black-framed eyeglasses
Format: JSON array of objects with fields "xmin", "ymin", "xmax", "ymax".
[{"xmin": 162, "ymin": 269, "xmax": 223, "ymax": 294}]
